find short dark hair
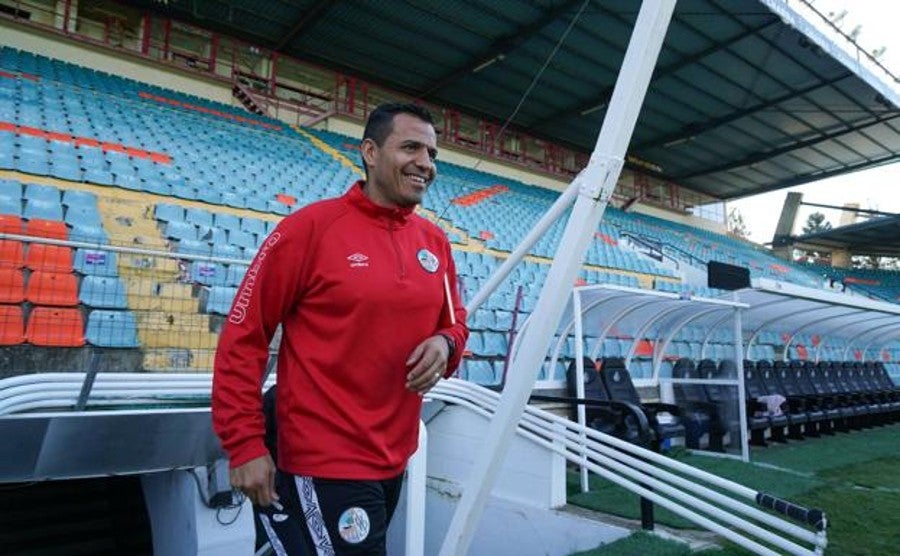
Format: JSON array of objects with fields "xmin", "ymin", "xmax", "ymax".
[{"xmin": 362, "ymin": 102, "xmax": 434, "ymax": 147}]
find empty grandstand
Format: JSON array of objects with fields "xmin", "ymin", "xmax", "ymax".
[{"xmin": 0, "ymin": 0, "xmax": 898, "ymax": 555}]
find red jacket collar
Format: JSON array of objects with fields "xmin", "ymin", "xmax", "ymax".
[{"xmin": 345, "ymin": 180, "xmax": 415, "ymax": 226}]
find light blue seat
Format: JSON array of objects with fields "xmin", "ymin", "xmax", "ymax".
[
  {"xmin": 62, "ymin": 189, "xmax": 97, "ymax": 207},
  {"xmin": 0, "ymin": 179, "xmax": 22, "ymax": 200},
  {"xmin": 241, "ymin": 218, "xmax": 267, "ymax": 236},
  {"xmin": 15, "ymin": 156, "xmax": 50, "ymax": 176},
  {"xmin": 185, "ymin": 207, "xmax": 213, "ymax": 228},
  {"xmin": 177, "ymin": 239, "xmax": 211, "ymax": 256},
  {"xmin": 83, "ymin": 168, "xmax": 116, "ymax": 186},
  {"xmin": 50, "ymin": 161, "xmax": 82, "ymax": 181},
  {"xmin": 64, "ymin": 205, "xmax": 101, "ymax": 226},
  {"xmin": 23, "ymin": 183, "xmax": 59, "ymax": 203},
  {"xmin": 74, "ymin": 248, "xmax": 119, "ymax": 276},
  {"xmin": 69, "ymin": 224, "xmax": 109, "ymax": 244},
  {"xmin": 214, "ymin": 213, "xmax": 241, "ymax": 231},
  {"xmin": 228, "ymin": 230, "xmax": 256, "ymax": 250},
  {"xmin": 212, "ymin": 243, "xmax": 243, "ymax": 259},
  {"xmin": 190, "ymin": 261, "xmax": 227, "ymax": 286},
  {"xmin": 142, "ymin": 179, "xmax": 171, "ymax": 196},
  {"xmin": 226, "ymin": 264, "xmax": 248, "ymax": 286},
  {"xmin": 79, "ymin": 275, "xmax": 128, "ymax": 308},
  {"xmin": 0, "ymin": 196, "xmax": 21, "ymax": 216},
  {"xmin": 164, "ymin": 220, "xmax": 197, "ymax": 241},
  {"xmin": 155, "ymin": 203, "xmax": 184, "ymax": 222},
  {"xmin": 171, "ymin": 183, "xmax": 198, "ymax": 200},
  {"xmin": 205, "ymin": 286, "xmax": 237, "ymax": 315},
  {"xmin": 85, "ymin": 309, "xmax": 139, "ymax": 347},
  {"xmin": 464, "ymin": 359, "xmax": 498, "ymax": 386},
  {"xmin": 23, "ymin": 198, "xmax": 64, "ymax": 220}
]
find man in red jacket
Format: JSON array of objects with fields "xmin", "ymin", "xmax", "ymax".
[{"xmin": 212, "ymin": 102, "xmax": 468, "ymax": 555}]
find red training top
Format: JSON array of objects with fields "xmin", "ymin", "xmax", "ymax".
[{"xmin": 212, "ymin": 182, "xmax": 468, "ymax": 479}]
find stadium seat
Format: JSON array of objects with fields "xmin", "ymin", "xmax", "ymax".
[
  {"xmin": 25, "ymin": 271, "xmax": 79, "ymax": 306},
  {"xmin": 79, "ymin": 275, "xmax": 128, "ymax": 309},
  {"xmin": 25, "ymin": 306, "xmax": 85, "ymax": 346},
  {"xmin": 0, "ymin": 196, "xmax": 22, "ymax": 216},
  {"xmin": 0, "ymin": 214, "xmax": 25, "ymax": 234},
  {"xmin": 85, "ymin": 309, "xmax": 139, "ymax": 347},
  {"xmin": 600, "ymin": 357, "xmax": 686, "ymax": 451},
  {"xmin": 25, "ymin": 243, "xmax": 74, "ymax": 273},
  {"xmin": 564, "ymin": 357, "xmax": 653, "ymax": 446},
  {"xmin": 672, "ymin": 358, "xmax": 726, "ymax": 451},
  {"xmin": 0, "ymin": 240, "xmax": 25, "ymax": 268},
  {"xmin": 23, "ymin": 199, "xmax": 64, "ymax": 221},
  {"xmin": 24, "ymin": 218, "xmax": 68, "ymax": 240},
  {"xmin": 189, "ymin": 261, "xmax": 226, "ymax": 286},
  {"xmin": 205, "ymin": 286, "xmax": 237, "ymax": 315},
  {"xmin": 0, "ymin": 304, "xmax": 26, "ymax": 345},
  {"xmin": 73, "ymin": 248, "xmax": 118, "ymax": 276},
  {"xmin": 225, "ymin": 264, "xmax": 247, "ymax": 286},
  {"xmin": 0, "ymin": 268, "xmax": 25, "ymax": 303}
]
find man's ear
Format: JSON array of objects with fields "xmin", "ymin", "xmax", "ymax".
[{"xmin": 360, "ymin": 138, "xmax": 378, "ymax": 169}]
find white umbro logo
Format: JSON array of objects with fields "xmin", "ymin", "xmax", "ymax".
[{"xmin": 347, "ymin": 252, "xmax": 369, "ymax": 268}]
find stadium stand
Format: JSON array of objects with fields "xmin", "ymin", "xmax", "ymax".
[{"xmin": 0, "ymin": 44, "xmax": 896, "ymax": 408}]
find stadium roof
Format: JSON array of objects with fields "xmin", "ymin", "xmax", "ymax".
[
  {"xmin": 120, "ymin": 0, "xmax": 900, "ymax": 200},
  {"xmin": 795, "ymin": 214, "xmax": 900, "ymax": 257}
]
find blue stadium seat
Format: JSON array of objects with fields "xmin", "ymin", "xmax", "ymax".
[
  {"xmin": 23, "ymin": 199, "xmax": 63, "ymax": 220},
  {"xmin": 190, "ymin": 261, "xmax": 227, "ymax": 286},
  {"xmin": 164, "ymin": 220, "xmax": 197, "ymax": 241},
  {"xmin": 85, "ymin": 309, "xmax": 139, "ymax": 347},
  {"xmin": 155, "ymin": 203, "xmax": 184, "ymax": 222},
  {"xmin": 69, "ymin": 224, "xmax": 108, "ymax": 244},
  {"xmin": 176, "ymin": 239, "xmax": 211, "ymax": 257},
  {"xmin": 225, "ymin": 264, "xmax": 248, "ymax": 286},
  {"xmin": 212, "ymin": 243, "xmax": 243, "ymax": 260},
  {"xmin": 79, "ymin": 275, "xmax": 128, "ymax": 308},
  {"xmin": 185, "ymin": 207, "xmax": 213, "ymax": 228},
  {"xmin": 214, "ymin": 213, "xmax": 241, "ymax": 231},
  {"xmin": 0, "ymin": 197, "xmax": 21, "ymax": 216},
  {"xmin": 73, "ymin": 248, "xmax": 119, "ymax": 276},
  {"xmin": 22, "ymin": 183, "xmax": 60, "ymax": 203},
  {"xmin": 464, "ymin": 359, "xmax": 498, "ymax": 386},
  {"xmin": 228, "ymin": 230, "xmax": 256, "ymax": 250},
  {"xmin": 205, "ymin": 286, "xmax": 237, "ymax": 315},
  {"xmin": 241, "ymin": 218, "xmax": 267, "ymax": 236}
]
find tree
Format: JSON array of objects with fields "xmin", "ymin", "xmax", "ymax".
[
  {"xmin": 796, "ymin": 212, "xmax": 833, "ymax": 263},
  {"xmin": 727, "ymin": 207, "xmax": 749, "ymax": 240},
  {"xmin": 802, "ymin": 212, "xmax": 832, "ymax": 235}
]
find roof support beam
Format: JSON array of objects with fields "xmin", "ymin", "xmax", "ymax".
[
  {"xmin": 276, "ymin": 0, "xmax": 338, "ymax": 51},
  {"xmin": 530, "ymin": 17, "xmax": 779, "ymax": 129},
  {"xmin": 419, "ymin": 0, "xmax": 585, "ymax": 97},
  {"xmin": 676, "ymin": 113, "xmax": 900, "ymax": 180},
  {"xmin": 633, "ymin": 72, "xmax": 851, "ymax": 151}
]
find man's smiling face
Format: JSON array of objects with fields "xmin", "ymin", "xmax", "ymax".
[{"xmin": 361, "ymin": 112, "xmax": 437, "ymax": 208}]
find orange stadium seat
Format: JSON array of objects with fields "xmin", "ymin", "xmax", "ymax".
[
  {"xmin": 25, "ymin": 271, "xmax": 78, "ymax": 306},
  {"xmin": 0, "ymin": 240, "xmax": 25, "ymax": 268},
  {"xmin": 0, "ymin": 214, "xmax": 24, "ymax": 234},
  {"xmin": 24, "ymin": 219, "xmax": 68, "ymax": 240},
  {"xmin": 0, "ymin": 305, "xmax": 26, "ymax": 345},
  {"xmin": 25, "ymin": 244, "xmax": 74, "ymax": 273},
  {"xmin": 0, "ymin": 269, "xmax": 25, "ymax": 303},
  {"xmin": 25, "ymin": 306, "xmax": 84, "ymax": 347}
]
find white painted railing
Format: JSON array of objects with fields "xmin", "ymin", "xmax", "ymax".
[{"xmin": 427, "ymin": 379, "xmax": 828, "ymax": 556}]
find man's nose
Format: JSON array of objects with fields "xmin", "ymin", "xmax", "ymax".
[{"xmin": 414, "ymin": 148, "xmax": 434, "ymax": 171}]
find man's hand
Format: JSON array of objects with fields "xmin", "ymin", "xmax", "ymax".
[
  {"xmin": 230, "ymin": 453, "xmax": 278, "ymax": 507},
  {"xmin": 405, "ymin": 335, "xmax": 450, "ymax": 394}
]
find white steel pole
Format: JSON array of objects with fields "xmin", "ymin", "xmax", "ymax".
[
  {"xmin": 438, "ymin": 2, "xmax": 678, "ymax": 554},
  {"xmin": 404, "ymin": 422, "xmax": 427, "ymax": 556},
  {"xmin": 465, "ymin": 184, "xmax": 579, "ymax": 315}
]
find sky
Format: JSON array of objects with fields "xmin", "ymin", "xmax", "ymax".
[{"xmin": 728, "ymin": 0, "xmax": 900, "ymax": 243}]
